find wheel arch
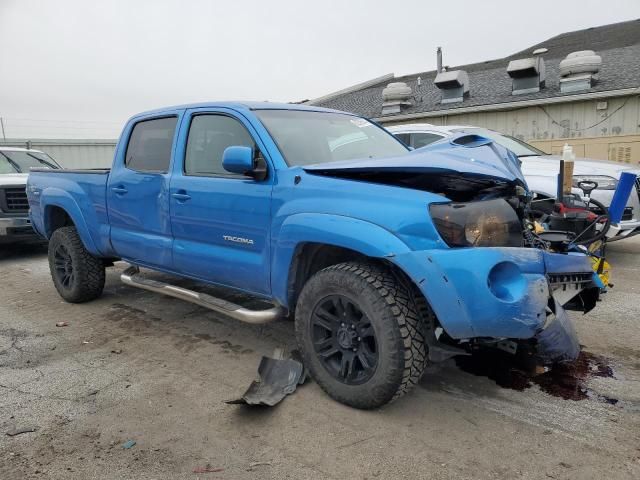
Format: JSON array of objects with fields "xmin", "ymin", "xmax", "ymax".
[
  {"xmin": 271, "ymin": 213, "xmax": 413, "ymax": 309},
  {"xmin": 41, "ymin": 189, "xmax": 100, "ymax": 255}
]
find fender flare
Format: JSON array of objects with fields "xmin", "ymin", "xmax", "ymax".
[
  {"xmin": 40, "ymin": 187, "xmax": 101, "ymax": 256},
  {"xmin": 271, "ymin": 213, "xmax": 411, "ymax": 307}
]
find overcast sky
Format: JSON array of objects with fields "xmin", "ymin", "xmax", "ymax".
[{"xmin": 1, "ymin": 0, "xmax": 639, "ymax": 138}]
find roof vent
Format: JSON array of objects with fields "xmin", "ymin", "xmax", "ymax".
[
  {"xmin": 507, "ymin": 55, "xmax": 545, "ymax": 95},
  {"xmin": 559, "ymin": 50, "xmax": 602, "ymax": 93},
  {"xmin": 381, "ymin": 82, "xmax": 413, "ymax": 115},
  {"xmin": 434, "ymin": 70, "xmax": 469, "ymax": 104}
]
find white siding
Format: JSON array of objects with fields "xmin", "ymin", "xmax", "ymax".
[
  {"xmin": 0, "ymin": 139, "xmax": 117, "ymax": 168},
  {"xmin": 386, "ymin": 95, "xmax": 640, "ymax": 142}
]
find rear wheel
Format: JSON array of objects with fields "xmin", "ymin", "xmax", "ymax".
[
  {"xmin": 48, "ymin": 226, "xmax": 105, "ymax": 303},
  {"xmin": 295, "ymin": 261, "xmax": 429, "ymax": 409}
]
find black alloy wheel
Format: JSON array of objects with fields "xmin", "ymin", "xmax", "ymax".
[
  {"xmin": 311, "ymin": 295, "xmax": 378, "ymax": 385},
  {"xmin": 53, "ymin": 243, "xmax": 75, "ymax": 289},
  {"xmin": 48, "ymin": 226, "xmax": 105, "ymax": 303}
]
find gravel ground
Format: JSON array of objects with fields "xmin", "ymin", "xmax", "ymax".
[{"xmin": 0, "ymin": 239, "xmax": 639, "ymax": 479}]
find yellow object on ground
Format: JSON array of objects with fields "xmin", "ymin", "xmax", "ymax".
[{"xmin": 591, "ymin": 256, "xmax": 611, "ymax": 286}]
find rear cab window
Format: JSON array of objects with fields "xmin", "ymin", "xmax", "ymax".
[{"xmin": 125, "ymin": 117, "xmax": 178, "ymax": 173}]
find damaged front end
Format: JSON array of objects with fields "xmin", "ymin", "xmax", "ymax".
[
  {"xmin": 532, "ymin": 254, "xmax": 600, "ymax": 364},
  {"xmin": 306, "ymin": 134, "xmax": 602, "ymax": 365},
  {"xmin": 392, "ymin": 247, "xmax": 599, "ymax": 365}
]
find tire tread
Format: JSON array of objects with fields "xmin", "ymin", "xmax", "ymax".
[
  {"xmin": 296, "ymin": 261, "xmax": 431, "ymax": 409},
  {"xmin": 48, "ymin": 226, "xmax": 105, "ymax": 303}
]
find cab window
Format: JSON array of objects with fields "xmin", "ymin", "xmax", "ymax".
[
  {"xmin": 184, "ymin": 115, "xmax": 255, "ymax": 176},
  {"xmin": 125, "ymin": 117, "xmax": 178, "ymax": 173}
]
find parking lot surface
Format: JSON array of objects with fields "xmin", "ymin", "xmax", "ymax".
[{"xmin": 1, "ymin": 240, "xmax": 639, "ymax": 479}]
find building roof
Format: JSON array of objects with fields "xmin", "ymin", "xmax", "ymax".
[{"xmin": 310, "ymin": 19, "xmax": 640, "ymax": 119}]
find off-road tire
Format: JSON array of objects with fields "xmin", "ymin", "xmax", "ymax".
[
  {"xmin": 295, "ymin": 261, "xmax": 429, "ymax": 409},
  {"xmin": 48, "ymin": 226, "xmax": 105, "ymax": 303}
]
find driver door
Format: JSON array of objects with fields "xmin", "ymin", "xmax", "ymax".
[{"xmin": 169, "ymin": 109, "xmax": 274, "ymax": 295}]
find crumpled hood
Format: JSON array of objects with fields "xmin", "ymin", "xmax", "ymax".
[
  {"xmin": 521, "ymin": 154, "xmax": 640, "ymax": 178},
  {"xmin": 304, "ymin": 135, "xmax": 527, "ymax": 185},
  {"xmin": 0, "ymin": 173, "xmax": 29, "ymax": 187}
]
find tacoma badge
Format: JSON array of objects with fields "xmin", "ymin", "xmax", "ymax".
[{"xmin": 223, "ymin": 235, "xmax": 254, "ymax": 245}]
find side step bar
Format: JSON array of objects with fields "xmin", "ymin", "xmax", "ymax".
[{"xmin": 121, "ymin": 266, "xmax": 284, "ymax": 324}]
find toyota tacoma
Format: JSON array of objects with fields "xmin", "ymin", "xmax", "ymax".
[{"xmin": 27, "ymin": 102, "xmax": 600, "ymax": 409}]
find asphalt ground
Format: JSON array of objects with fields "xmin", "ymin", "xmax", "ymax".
[{"xmin": 0, "ymin": 239, "xmax": 639, "ymax": 479}]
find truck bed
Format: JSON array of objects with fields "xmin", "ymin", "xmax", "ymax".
[
  {"xmin": 27, "ymin": 168, "xmax": 113, "ymax": 256},
  {"xmin": 30, "ymin": 168, "xmax": 111, "ymax": 174}
]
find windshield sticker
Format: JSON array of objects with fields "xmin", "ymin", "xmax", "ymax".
[{"xmin": 350, "ymin": 118, "xmax": 372, "ymax": 128}]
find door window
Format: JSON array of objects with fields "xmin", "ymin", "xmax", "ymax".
[
  {"xmin": 125, "ymin": 117, "xmax": 178, "ymax": 173},
  {"xmin": 410, "ymin": 132, "xmax": 444, "ymax": 148},
  {"xmin": 185, "ymin": 115, "xmax": 255, "ymax": 176},
  {"xmin": 394, "ymin": 133, "xmax": 411, "ymax": 146}
]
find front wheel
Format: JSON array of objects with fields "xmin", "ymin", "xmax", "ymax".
[
  {"xmin": 295, "ymin": 262, "xmax": 429, "ymax": 409},
  {"xmin": 48, "ymin": 226, "xmax": 105, "ymax": 303}
]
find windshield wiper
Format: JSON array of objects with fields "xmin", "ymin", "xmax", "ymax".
[
  {"xmin": 518, "ymin": 154, "xmax": 541, "ymax": 158},
  {"xmin": 0, "ymin": 152, "xmax": 22, "ymax": 172},
  {"xmin": 26, "ymin": 152, "xmax": 57, "ymax": 169}
]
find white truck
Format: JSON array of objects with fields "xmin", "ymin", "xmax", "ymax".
[{"xmin": 0, "ymin": 147, "xmax": 60, "ymax": 243}]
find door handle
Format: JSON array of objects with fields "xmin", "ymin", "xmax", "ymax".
[
  {"xmin": 111, "ymin": 186, "xmax": 128, "ymax": 195},
  {"xmin": 172, "ymin": 192, "xmax": 191, "ymax": 202}
]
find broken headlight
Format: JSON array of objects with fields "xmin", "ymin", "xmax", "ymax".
[{"xmin": 430, "ymin": 198, "xmax": 523, "ymax": 247}]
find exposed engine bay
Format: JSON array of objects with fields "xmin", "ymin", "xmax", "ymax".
[{"xmin": 315, "ymin": 169, "xmax": 522, "ymax": 203}]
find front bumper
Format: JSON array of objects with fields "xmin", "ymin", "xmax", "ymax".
[
  {"xmin": 0, "ymin": 216, "xmax": 37, "ymax": 241},
  {"xmin": 534, "ymin": 298, "xmax": 580, "ymax": 364},
  {"xmin": 391, "ymin": 247, "xmax": 598, "ymax": 340}
]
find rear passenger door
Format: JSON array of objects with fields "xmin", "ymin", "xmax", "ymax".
[
  {"xmin": 107, "ymin": 114, "xmax": 181, "ymax": 269},
  {"xmin": 169, "ymin": 109, "xmax": 274, "ymax": 295}
]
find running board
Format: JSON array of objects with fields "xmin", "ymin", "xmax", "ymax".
[{"xmin": 121, "ymin": 266, "xmax": 284, "ymax": 324}]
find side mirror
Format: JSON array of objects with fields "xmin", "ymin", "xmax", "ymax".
[
  {"xmin": 222, "ymin": 146, "xmax": 254, "ymax": 176},
  {"xmin": 222, "ymin": 146, "xmax": 268, "ymax": 181}
]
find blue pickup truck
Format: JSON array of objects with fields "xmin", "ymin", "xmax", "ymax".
[{"xmin": 27, "ymin": 102, "xmax": 600, "ymax": 408}]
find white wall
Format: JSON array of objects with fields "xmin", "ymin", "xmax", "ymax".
[
  {"xmin": 0, "ymin": 139, "xmax": 117, "ymax": 169},
  {"xmin": 422, "ymin": 96, "xmax": 640, "ymax": 141}
]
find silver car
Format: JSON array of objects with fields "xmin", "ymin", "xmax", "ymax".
[
  {"xmin": 0, "ymin": 147, "xmax": 60, "ymax": 243},
  {"xmin": 388, "ymin": 124, "xmax": 640, "ymax": 241}
]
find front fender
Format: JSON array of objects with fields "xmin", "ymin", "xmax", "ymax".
[
  {"xmin": 41, "ymin": 187, "xmax": 101, "ymax": 256},
  {"xmin": 271, "ymin": 213, "xmax": 411, "ymax": 306}
]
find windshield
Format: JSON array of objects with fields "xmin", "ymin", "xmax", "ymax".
[
  {"xmin": 451, "ymin": 128, "xmax": 545, "ymax": 157},
  {"xmin": 255, "ymin": 110, "xmax": 408, "ymax": 166},
  {"xmin": 0, "ymin": 150, "xmax": 60, "ymax": 174}
]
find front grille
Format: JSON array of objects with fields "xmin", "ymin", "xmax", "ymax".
[
  {"xmin": 636, "ymin": 177, "xmax": 640, "ymax": 203},
  {"xmin": 548, "ymin": 272, "xmax": 593, "ymax": 288},
  {"xmin": 2, "ymin": 187, "xmax": 29, "ymax": 212}
]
